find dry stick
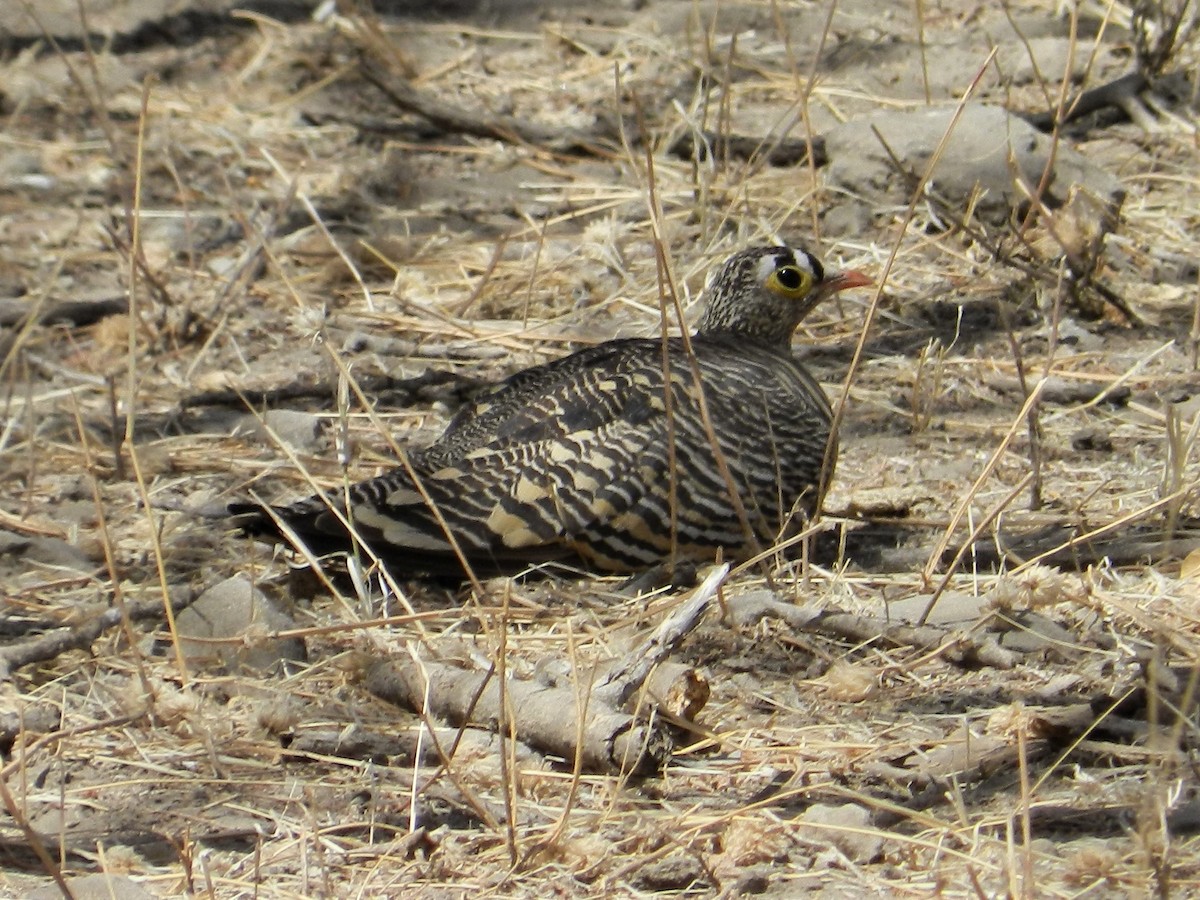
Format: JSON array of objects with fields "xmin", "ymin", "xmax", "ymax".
[
  {"xmin": 918, "ymin": 381, "xmax": 1047, "ymax": 619},
  {"xmin": 367, "ymin": 653, "xmax": 671, "ymax": 775},
  {"xmin": 522, "ymin": 618, "xmax": 592, "ymax": 868},
  {"xmin": 370, "ymin": 573, "xmax": 724, "ymax": 777},
  {"xmin": 651, "ymin": 241, "xmax": 682, "ymax": 565},
  {"xmin": 1191, "ymin": 273, "xmax": 1200, "ymax": 371},
  {"xmin": 727, "ymin": 592, "xmax": 1015, "ymax": 669},
  {"xmin": 0, "ymin": 766, "xmax": 74, "ymax": 900},
  {"xmin": 262, "ymin": 148, "xmax": 374, "ymax": 312},
  {"xmin": 717, "ymin": 31, "xmax": 737, "ymax": 181},
  {"xmin": 827, "ymin": 48, "xmax": 1000, "ymax": 550},
  {"xmin": 0, "ymin": 590, "xmax": 195, "ymax": 679},
  {"xmin": 998, "ymin": 302, "xmax": 1044, "ymax": 511},
  {"xmin": 1133, "ymin": 0, "xmax": 1194, "ymax": 77},
  {"xmin": 401, "ymin": 647, "xmax": 503, "ymax": 833},
  {"xmin": 1016, "ymin": 716, "xmax": 1034, "ymax": 896},
  {"xmin": 617, "ymin": 73, "xmax": 681, "ymax": 565},
  {"xmin": 1161, "ymin": 405, "xmax": 1200, "ymax": 543},
  {"xmin": 598, "ymin": 563, "xmax": 728, "ymax": 707},
  {"xmin": 449, "ymin": 233, "xmax": 510, "ymax": 317},
  {"xmin": 914, "ymin": 0, "xmax": 932, "ymax": 105},
  {"xmin": 642, "ymin": 144, "xmax": 764, "ymax": 568},
  {"xmin": 497, "ymin": 582, "xmax": 519, "ymax": 867},
  {"xmin": 68, "ymin": 397, "xmax": 155, "ymax": 699},
  {"xmin": 116, "ymin": 78, "xmax": 192, "ymax": 690},
  {"xmin": 201, "ymin": 171, "xmax": 301, "ymax": 324},
  {"xmin": 1007, "ymin": 9, "xmax": 1085, "ymax": 515},
  {"xmin": 1016, "ymin": 1, "xmax": 1077, "ymax": 239},
  {"xmin": 920, "ymin": 472, "xmax": 1034, "ymax": 621},
  {"xmin": 618, "ymin": 69, "xmax": 761, "ymax": 567},
  {"xmin": 794, "ymin": 0, "xmax": 840, "ymax": 242}
]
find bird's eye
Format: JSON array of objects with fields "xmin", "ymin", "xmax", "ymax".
[{"xmin": 767, "ymin": 264, "xmax": 812, "ymax": 296}]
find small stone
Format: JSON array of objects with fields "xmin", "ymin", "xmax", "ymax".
[
  {"xmin": 176, "ymin": 576, "xmax": 306, "ymax": 672},
  {"xmin": 798, "ymin": 803, "xmax": 882, "ymax": 863},
  {"xmin": 27, "ymin": 874, "xmax": 155, "ymax": 900},
  {"xmin": 0, "ymin": 530, "xmax": 99, "ymax": 573},
  {"xmin": 1071, "ymin": 427, "xmax": 1113, "ymax": 453},
  {"xmin": 242, "ymin": 409, "xmax": 324, "ymax": 453},
  {"xmin": 731, "ymin": 867, "xmax": 772, "ymax": 895},
  {"xmin": 632, "ymin": 849, "xmax": 710, "ymax": 891},
  {"xmin": 824, "ymin": 104, "xmax": 1124, "ymax": 225}
]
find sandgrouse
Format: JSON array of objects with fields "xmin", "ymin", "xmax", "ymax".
[{"xmin": 232, "ymin": 246, "xmax": 869, "ymax": 575}]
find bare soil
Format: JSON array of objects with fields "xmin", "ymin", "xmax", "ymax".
[{"xmin": 1, "ymin": 0, "xmax": 1199, "ymax": 897}]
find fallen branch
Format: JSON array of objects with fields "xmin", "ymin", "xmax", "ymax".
[
  {"xmin": 365, "ymin": 654, "xmax": 671, "ymax": 775},
  {"xmin": 727, "ymin": 593, "xmax": 1017, "ymax": 669},
  {"xmin": 983, "ymin": 373, "xmax": 1131, "ymax": 407},
  {"xmin": 0, "ymin": 589, "xmax": 196, "ymax": 680},
  {"xmin": 598, "ymin": 563, "xmax": 727, "ymax": 707},
  {"xmin": 668, "ymin": 131, "xmax": 827, "ymax": 167},
  {"xmin": 178, "ymin": 368, "xmax": 485, "ymax": 411},
  {"xmin": 358, "ymin": 56, "xmax": 611, "ymax": 157},
  {"xmin": 1023, "ymin": 71, "xmax": 1149, "ymax": 131},
  {"xmin": 365, "ymin": 566, "xmax": 727, "ymax": 774},
  {"xmin": 282, "ymin": 722, "xmax": 529, "ymax": 768}
]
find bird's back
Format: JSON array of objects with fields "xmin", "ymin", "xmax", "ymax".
[{"xmin": 237, "ymin": 334, "xmax": 834, "ymax": 574}]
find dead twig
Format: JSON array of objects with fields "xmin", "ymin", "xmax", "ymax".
[
  {"xmin": 364, "ymin": 567, "xmax": 724, "ymax": 775},
  {"xmin": 668, "ymin": 130, "xmax": 827, "ymax": 167},
  {"xmin": 598, "ymin": 563, "xmax": 727, "ymax": 707},
  {"xmin": 358, "ymin": 57, "xmax": 612, "ymax": 157},
  {"xmin": 0, "ymin": 588, "xmax": 196, "ymax": 680},
  {"xmin": 178, "ymin": 368, "xmax": 486, "ymax": 411},
  {"xmin": 365, "ymin": 653, "xmax": 672, "ymax": 775},
  {"xmin": 727, "ymin": 593, "xmax": 1017, "ymax": 669}
]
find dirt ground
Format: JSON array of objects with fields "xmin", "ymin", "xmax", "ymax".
[{"xmin": 2, "ymin": 0, "xmax": 1199, "ymax": 897}]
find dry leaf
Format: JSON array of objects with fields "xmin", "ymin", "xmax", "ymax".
[{"xmin": 1182, "ymin": 548, "xmax": 1200, "ymax": 580}]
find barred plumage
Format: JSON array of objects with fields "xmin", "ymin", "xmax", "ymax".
[{"xmin": 230, "ymin": 246, "xmax": 869, "ymax": 575}]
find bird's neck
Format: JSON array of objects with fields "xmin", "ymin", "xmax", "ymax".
[{"xmin": 693, "ymin": 325, "xmax": 795, "ymax": 356}]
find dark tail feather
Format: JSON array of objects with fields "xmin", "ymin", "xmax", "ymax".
[{"xmin": 227, "ymin": 499, "xmax": 362, "ymax": 559}]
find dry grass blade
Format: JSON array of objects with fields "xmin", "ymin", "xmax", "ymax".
[{"xmin": 0, "ymin": 0, "xmax": 1197, "ymax": 896}]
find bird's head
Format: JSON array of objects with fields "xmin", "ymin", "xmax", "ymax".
[{"xmin": 695, "ymin": 246, "xmax": 870, "ymax": 349}]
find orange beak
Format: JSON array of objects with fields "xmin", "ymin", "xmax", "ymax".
[{"xmin": 823, "ymin": 269, "xmax": 872, "ymax": 293}]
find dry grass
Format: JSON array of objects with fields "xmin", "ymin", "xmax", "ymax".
[{"xmin": 1, "ymin": 0, "xmax": 1199, "ymax": 896}]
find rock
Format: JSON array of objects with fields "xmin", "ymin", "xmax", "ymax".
[
  {"xmin": 996, "ymin": 610, "xmax": 1079, "ymax": 653},
  {"xmin": 885, "ymin": 590, "xmax": 989, "ymax": 627},
  {"xmin": 1071, "ymin": 426, "xmax": 1114, "ymax": 453},
  {"xmin": 632, "ymin": 849, "xmax": 710, "ymax": 892},
  {"xmin": 176, "ymin": 576, "xmax": 306, "ymax": 672},
  {"xmin": 799, "ymin": 803, "xmax": 882, "ymax": 863},
  {"xmin": 823, "ymin": 103, "xmax": 1124, "ymax": 225},
  {"xmin": 27, "ymin": 874, "xmax": 155, "ymax": 900},
  {"xmin": 0, "ymin": 530, "xmax": 99, "ymax": 573},
  {"xmin": 241, "ymin": 409, "xmax": 324, "ymax": 453}
]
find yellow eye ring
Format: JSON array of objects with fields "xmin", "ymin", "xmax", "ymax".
[{"xmin": 767, "ymin": 264, "xmax": 813, "ymax": 297}]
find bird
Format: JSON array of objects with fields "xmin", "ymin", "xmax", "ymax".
[{"xmin": 230, "ymin": 245, "xmax": 870, "ymax": 576}]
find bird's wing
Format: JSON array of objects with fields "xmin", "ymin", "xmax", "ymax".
[
  {"xmin": 422, "ymin": 339, "xmax": 654, "ymax": 465},
  {"xmin": 250, "ymin": 346, "xmax": 680, "ymax": 572}
]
